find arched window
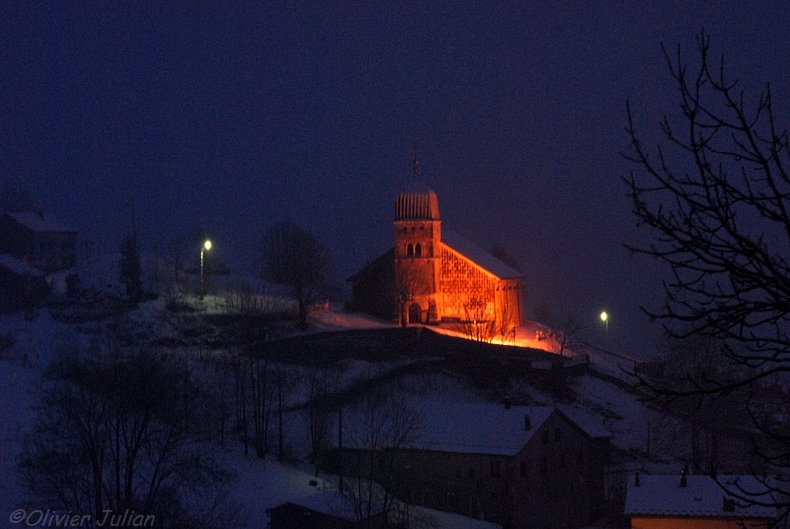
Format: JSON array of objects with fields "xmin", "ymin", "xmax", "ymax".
[
  {"xmin": 407, "ymin": 243, "xmax": 414, "ymax": 257},
  {"xmin": 415, "ymin": 243, "xmax": 422, "ymax": 257}
]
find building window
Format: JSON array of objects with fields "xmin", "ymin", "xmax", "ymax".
[
  {"xmin": 555, "ymin": 428, "xmax": 561, "ymax": 441},
  {"xmin": 415, "ymin": 243, "xmax": 422, "ymax": 257},
  {"xmin": 490, "ymin": 459, "xmax": 501, "ymax": 478},
  {"xmin": 542, "ymin": 431, "xmax": 549, "ymax": 444},
  {"xmin": 407, "ymin": 243, "xmax": 414, "ymax": 257}
]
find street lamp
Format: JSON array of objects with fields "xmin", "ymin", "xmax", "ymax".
[
  {"xmin": 200, "ymin": 239, "xmax": 212, "ymax": 298},
  {"xmin": 600, "ymin": 311, "xmax": 609, "ymax": 343}
]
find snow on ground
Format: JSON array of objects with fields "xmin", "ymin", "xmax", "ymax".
[
  {"xmin": 308, "ymin": 309, "xmax": 394, "ymax": 331},
  {"xmin": 0, "ymin": 294, "xmax": 662, "ymax": 529},
  {"xmin": 220, "ymin": 449, "xmax": 332, "ymax": 527}
]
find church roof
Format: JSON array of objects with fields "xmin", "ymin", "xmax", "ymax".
[
  {"xmin": 442, "ymin": 230, "xmax": 522, "ymax": 280},
  {"xmin": 395, "ymin": 182, "xmax": 440, "ymax": 221}
]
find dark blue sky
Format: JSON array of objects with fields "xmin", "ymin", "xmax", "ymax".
[{"xmin": 3, "ymin": 2, "xmax": 789, "ymax": 355}]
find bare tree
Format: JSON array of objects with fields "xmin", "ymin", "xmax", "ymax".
[
  {"xmin": 24, "ymin": 346, "xmax": 236, "ymax": 528},
  {"xmin": 624, "ymin": 30, "xmax": 790, "ymax": 516},
  {"xmin": 342, "ymin": 390, "xmax": 422, "ymax": 529},
  {"xmin": 546, "ymin": 315, "xmax": 582, "ymax": 356},
  {"xmin": 260, "ymin": 222, "xmax": 333, "ymax": 328},
  {"xmin": 462, "ymin": 297, "xmax": 496, "ymax": 342}
]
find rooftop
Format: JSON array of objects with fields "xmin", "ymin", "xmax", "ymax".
[
  {"xmin": 442, "ymin": 230, "xmax": 522, "ymax": 280},
  {"xmin": 3, "ymin": 211, "xmax": 74, "ymax": 233},
  {"xmin": 624, "ymin": 473, "xmax": 778, "ymax": 520}
]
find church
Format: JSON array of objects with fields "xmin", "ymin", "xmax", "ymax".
[{"xmin": 348, "ymin": 165, "xmax": 523, "ymax": 335}]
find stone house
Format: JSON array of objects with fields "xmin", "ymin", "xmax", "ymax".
[
  {"xmin": 349, "ymin": 166, "xmax": 522, "ymax": 333},
  {"xmin": 325, "ymin": 403, "xmax": 609, "ymax": 529}
]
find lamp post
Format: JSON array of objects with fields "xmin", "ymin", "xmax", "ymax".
[
  {"xmin": 200, "ymin": 239, "xmax": 212, "ymax": 299},
  {"xmin": 600, "ymin": 311, "xmax": 609, "ymax": 343}
]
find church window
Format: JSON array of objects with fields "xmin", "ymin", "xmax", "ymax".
[
  {"xmin": 415, "ymin": 243, "xmax": 422, "ymax": 257},
  {"xmin": 407, "ymin": 244, "xmax": 414, "ymax": 257}
]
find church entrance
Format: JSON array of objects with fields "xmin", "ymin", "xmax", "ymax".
[{"xmin": 408, "ymin": 303, "xmax": 421, "ymax": 324}]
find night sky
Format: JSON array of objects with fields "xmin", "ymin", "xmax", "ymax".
[{"xmin": 3, "ymin": 2, "xmax": 790, "ymax": 355}]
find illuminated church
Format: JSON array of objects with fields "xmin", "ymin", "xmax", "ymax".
[{"xmin": 349, "ymin": 164, "xmax": 523, "ymax": 333}]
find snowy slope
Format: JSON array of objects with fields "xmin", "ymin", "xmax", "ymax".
[{"xmin": 0, "ymin": 298, "xmax": 685, "ymax": 529}]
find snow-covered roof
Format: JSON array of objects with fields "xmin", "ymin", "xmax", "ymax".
[
  {"xmin": 441, "ymin": 230, "xmax": 522, "ymax": 280},
  {"xmin": 412, "ymin": 401, "xmax": 601, "ymax": 456},
  {"xmin": 3, "ymin": 211, "xmax": 74, "ymax": 233},
  {"xmin": 284, "ymin": 492, "xmax": 376, "ymax": 521},
  {"xmin": 0, "ymin": 254, "xmax": 44, "ymax": 277},
  {"xmin": 625, "ymin": 473, "xmax": 777, "ymax": 519}
]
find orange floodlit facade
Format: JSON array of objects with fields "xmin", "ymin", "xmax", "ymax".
[{"xmin": 349, "ymin": 182, "xmax": 522, "ymax": 333}]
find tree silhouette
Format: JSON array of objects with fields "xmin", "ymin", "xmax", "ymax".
[
  {"xmin": 260, "ymin": 222, "xmax": 333, "ymax": 328},
  {"xmin": 624, "ymin": 30, "xmax": 790, "ymax": 517}
]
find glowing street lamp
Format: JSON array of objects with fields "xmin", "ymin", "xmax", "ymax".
[
  {"xmin": 200, "ymin": 239, "xmax": 212, "ymax": 298},
  {"xmin": 600, "ymin": 310, "xmax": 609, "ymax": 342}
]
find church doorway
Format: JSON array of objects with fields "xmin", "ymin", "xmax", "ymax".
[{"xmin": 408, "ymin": 303, "xmax": 421, "ymax": 324}]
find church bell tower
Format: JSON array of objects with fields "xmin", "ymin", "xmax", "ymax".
[{"xmin": 394, "ymin": 158, "xmax": 442, "ymax": 324}]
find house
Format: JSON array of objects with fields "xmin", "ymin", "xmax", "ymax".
[
  {"xmin": 0, "ymin": 211, "xmax": 77, "ymax": 297},
  {"xmin": 324, "ymin": 402, "xmax": 609, "ymax": 529},
  {"xmin": 348, "ymin": 162, "xmax": 522, "ymax": 333},
  {"xmin": 266, "ymin": 492, "xmax": 387, "ymax": 529},
  {"xmin": 624, "ymin": 471, "xmax": 777, "ymax": 529},
  {"xmin": 0, "ymin": 254, "xmax": 49, "ymax": 311}
]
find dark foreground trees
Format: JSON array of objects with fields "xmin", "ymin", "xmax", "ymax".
[
  {"xmin": 259, "ymin": 222, "xmax": 333, "ymax": 328},
  {"xmin": 624, "ymin": 30, "xmax": 790, "ymax": 517},
  {"xmin": 24, "ymin": 346, "xmax": 238, "ymax": 529}
]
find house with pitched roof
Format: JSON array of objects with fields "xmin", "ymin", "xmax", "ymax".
[
  {"xmin": 324, "ymin": 402, "xmax": 609, "ymax": 529},
  {"xmin": 625, "ymin": 471, "xmax": 777, "ymax": 529},
  {"xmin": 0, "ymin": 211, "xmax": 77, "ymax": 306}
]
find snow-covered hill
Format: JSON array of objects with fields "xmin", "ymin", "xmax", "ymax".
[{"xmin": 0, "ymin": 294, "xmax": 715, "ymax": 528}]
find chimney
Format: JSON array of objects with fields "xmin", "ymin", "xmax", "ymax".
[
  {"xmin": 634, "ymin": 471, "xmax": 640, "ymax": 487},
  {"xmin": 524, "ymin": 414, "xmax": 531, "ymax": 431},
  {"xmin": 680, "ymin": 466, "xmax": 688, "ymax": 488}
]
